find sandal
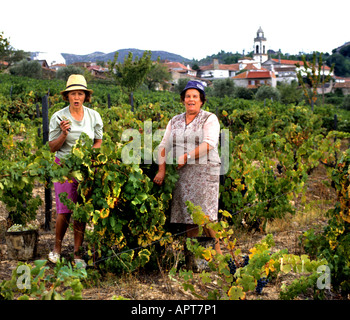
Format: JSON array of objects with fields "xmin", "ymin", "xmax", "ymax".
[{"xmin": 48, "ymin": 251, "xmax": 60, "ymax": 264}]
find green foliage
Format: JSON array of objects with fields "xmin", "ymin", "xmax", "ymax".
[
  {"xmin": 301, "ymin": 149, "xmax": 350, "ymax": 296},
  {"xmin": 327, "ymin": 52, "xmax": 350, "ymax": 77},
  {"xmin": 1, "ymin": 73, "xmax": 350, "ymax": 299},
  {"xmin": 296, "ymin": 52, "xmax": 334, "ymax": 106},
  {"xmin": 56, "ymin": 65, "xmax": 85, "ymax": 81},
  {"xmin": 255, "ymin": 85, "xmax": 281, "ymax": 102},
  {"xmin": 0, "ymin": 259, "xmax": 87, "ymax": 300},
  {"xmin": 108, "ymin": 51, "xmax": 153, "ymax": 97},
  {"xmin": 0, "ymin": 31, "xmax": 10, "ymax": 55},
  {"xmin": 171, "ymin": 203, "xmax": 328, "ymax": 300},
  {"xmin": 9, "ymin": 59, "xmax": 43, "ymax": 79},
  {"xmin": 192, "ymin": 50, "xmax": 242, "ymax": 66},
  {"xmin": 277, "ymin": 81, "xmax": 304, "ymax": 105},
  {"xmin": 52, "ymin": 126, "xmax": 178, "ymax": 272},
  {"xmin": 235, "ymin": 87, "xmax": 255, "ymax": 100},
  {"xmin": 174, "ymin": 78, "xmax": 190, "ymax": 94},
  {"xmin": 144, "ymin": 62, "xmax": 172, "ymax": 90},
  {"xmin": 212, "ymin": 78, "xmax": 235, "ymax": 97},
  {"xmin": 342, "ymin": 94, "xmax": 350, "ymax": 111}
]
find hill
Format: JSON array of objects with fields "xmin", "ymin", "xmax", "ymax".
[
  {"xmin": 327, "ymin": 42, "xmax": 350, "ymax": 77},
  {"xmin": 61, "ymin": 49, "xmax": 191, "ymax": 65}
]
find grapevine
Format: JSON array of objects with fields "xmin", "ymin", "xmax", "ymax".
[{"xmin": 0, "ymin": 73, "xmax": 349, "ymax": 300}]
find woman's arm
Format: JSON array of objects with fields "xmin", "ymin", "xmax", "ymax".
[
  {"xmin": 153, "ymin": 147, "xmax": 166, "ymax": 185},
  {"xmin": 48, "ymin": 120, "xmax": 70, "ymax": 153},
  {"xmin": 93, "ymin": 139, "xmax": 102, "ymax": 148},
  {"xmin": 177, "ymin": 114, "xmax": 219, "ymax": 169},
  {"xmin": 177, "ymin": 142, "xmax": 212, "ymax": 170}
]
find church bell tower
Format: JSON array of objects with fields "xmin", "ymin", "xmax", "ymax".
[{"xmin": 253, "ymin": 27, "xmax": 268, "ymax": 63}]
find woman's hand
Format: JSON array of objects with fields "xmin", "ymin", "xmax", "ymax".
[
  {"xmin": 176, "ymin": 153, "xmax": 188, "ymax": 170},
  {"xmin": 60, "ymin": 120, "xmax": 71, "ymax": 135},
  {"xmin": 153, "ymin": 170, "xmax": 165, "ymax": 185},
  {"xmin": 48, "ymin": 121, "xmax": 70, "ymax": 153}
]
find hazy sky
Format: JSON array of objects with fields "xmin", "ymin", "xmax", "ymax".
[{"xmin": 2, "ymin": 0, "xmax": 349, "ymax": 61}]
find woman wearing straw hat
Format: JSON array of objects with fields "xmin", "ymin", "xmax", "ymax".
[
  {"xmin": 153, "ymin": 80, "xmax": 222, "ymax": 256},
  {"xmin": 48, "ymin": 74, "xmax": 103, "ymax": 267}
]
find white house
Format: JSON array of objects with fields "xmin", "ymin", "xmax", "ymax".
[
  {"xmin": 232, "ymin": 69, "xmax": 277, "ymax": 88},
  {"xmin": 163, "ymin": 61, "xmax": 197, "ymax": 83},
  {"xmin": 198, "ymin": 59, "xmax": 239, "ymax": 80},
  {"xmin": 263, "ymin": 58, "xmax": 333, "ymax": 86}
]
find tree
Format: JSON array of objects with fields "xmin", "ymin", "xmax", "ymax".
[
  {"xmin": 296, "ymin": 52, "xmax": 334, "ymax": 108},
  {"xmin": 212, "ymin": 78, "xmax": 235, "ymax": 97},
  {"xmin": 277, "ymin": 81, "xmax": 303, "ymax": 105},
  {"xmin": 108, "ymin": 51, "xmax": 153, "ymax": 101},
  {"xmin": 255, "ymin": 85, "xmax": 281, "ymax": 102},
  {"xmin": 0, "ymin": 32, "xmax": 10, "ymax": 72},
  {"xmin": 235, "ymin": 86, "xmax": 254, "ymax": 100},
  {"xmin": 56, "ymin": 65, "xmax": 85, "ymax": 81},
  {"xmin": 9, "ymin": 59, "xmax": 42, "ymax": 79},
  {"xmin": 0, "ymin": 32, "xmax": 29, "ymax": 72},
  {"xmin": 144, "ymin": 62, "xmax": 172, "ymax": 91},
  {"xmin": 342, "ymin": 95, "xmax": 350, "ymax": 111},
  {"xmin": 174, "ymin": 78, "xmax": 190, "ymax": 94},
  {"xmin": 327, "ymin": 53, "xmax": 350, "ymax": 77},
  {"xmin": 0, "ymin": 32, "xmax": 10, "ymax": 56}
]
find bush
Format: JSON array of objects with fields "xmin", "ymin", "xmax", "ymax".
[
  {"xmin": 235, "ymin": 86, "xmax": 254, "ymax": 100},
  {"xmin": 302, "ymin": 149, "xmax": 350, "ymax": 296},
  {"xmin": 9, "ymin": 60, "xmax": 42, "ymax": 79},
  {"xmin": 342, "ymin": 95, "xmax": 350, "ymax": 110},
  {"xmin": 56, "ymin": 65, "xmax": 85, "ymax": 81},
  {"xmin": 212, "ymin": 78, "xmax": 235, "ymax": 97},
  {"xmin": 277, "ymin": 81, "xmax": 303, "ymax": 105},
  {"xmin": 255, "ymin": 85, "xmax": 281, "ymax": 102},
  {"xmin": 174, "ymin": 78, "xmax": 190, "ymax": 94}
]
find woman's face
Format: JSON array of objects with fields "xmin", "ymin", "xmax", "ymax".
[
  {"xmin": 68, "ymin": 90, "xmax": 86, "ymax": 108},
  {"xmin": 183, "ymin": 89, "xmax": 203, "ymax": 115}
]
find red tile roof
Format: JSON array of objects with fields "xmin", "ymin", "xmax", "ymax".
[
  {"xmin": 233, "ymin": 70, "xmax": 276, "ymax": 79},
  {"xmin": 163, "ymin": 61, "xmax": 193, "ymax": 71},
  {"xmin": 271, "ymin": 58, "xmax": 331, "ymax": 70},
  {"xmin": 243, "ymin": 63, "xmax": 263, "ymax": 70},
  {"xmin": 335, "ymin": 76, "xmax": 350, "ymax": 82},
  {"xmin": 272, "ymin": 58, "xmax": 303, "ymax": 65},
  {"xmin": 334, "ymin": 82, "xmax": 350, "ymax": 88},
  {"xmin": 200, "ymin": 63, "xmax": 239, "ymax": 71}
]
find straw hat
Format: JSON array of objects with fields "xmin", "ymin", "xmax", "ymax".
[{"xmin": 60, "ymin": 74, "xmax": 93, "ymax": 95}]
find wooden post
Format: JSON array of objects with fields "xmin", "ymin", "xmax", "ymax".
[
  {"xmin": 130, "ymin": 92, "xmax": 134, "ymax": 112},
  {"xmin": 108, "ymin": 93, "xmax": 111, "ymax": 109},
  {"xmin": 334, "ymin": 114, "xmax": 338, "ymax": 131},
  {"xmin": 42, "ymin": 95, "xmax": 52, "ymax": 230},
  {"xmin": 42, "ymin": 95, "xmax": 49, "ymax": 145},
  {"xmin": 334, "ymin": 114, "xmax": 338, "ymax": 164},
  {"xmin": 36, "ymin": 104, "xmax": 41, "ymax": 137}
]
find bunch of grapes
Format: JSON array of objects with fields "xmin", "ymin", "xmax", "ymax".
[
  {"xmin": 255, "ymin": 277, "xmax": 269, "ymax": 294},
  {"xmin": 7, "ymin": 224, "xmax": 24, "ymax": 232},
  {"xmin": 242, "ymin": 255, "xmax": 249, "ymax": 267},
  {"xmin": 228, "ymin": 258, "xmax": 237, "ymax": 276},
  {"xmin": 7, "ymin": 223, "xmax": 38, "ymax": 232}
]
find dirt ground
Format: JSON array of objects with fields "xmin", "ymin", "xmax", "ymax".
[{"xmin": 0, "ymin": 162, "xmax": 344, "ymax": 300}]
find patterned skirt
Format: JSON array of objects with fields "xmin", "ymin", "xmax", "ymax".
[{"xmin": 170, "ymin": 163, "xmax": 220, "ymax": 224}]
